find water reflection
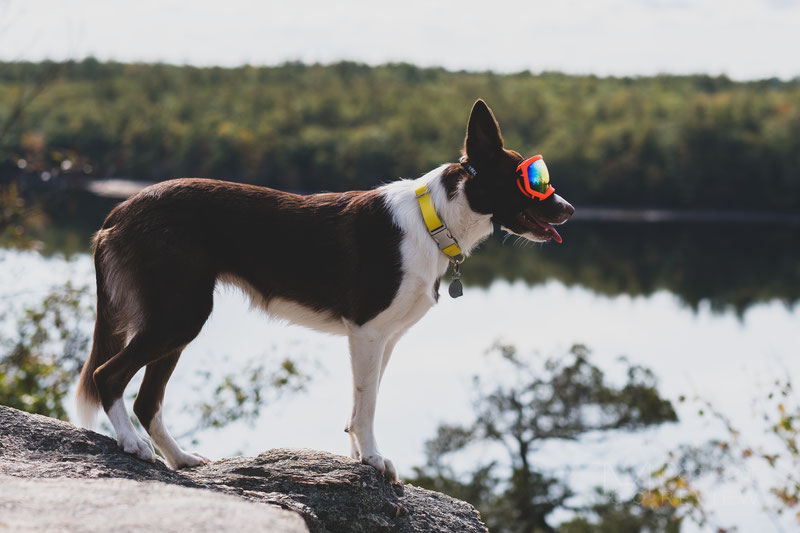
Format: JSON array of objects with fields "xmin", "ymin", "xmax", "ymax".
[
  {"xmin": 467, "ymin": 222, "xmax": 800, "ymax": 313},
  {"xmin": 28, "ymin": 189, "xmax": 800, "ymax": 313}
]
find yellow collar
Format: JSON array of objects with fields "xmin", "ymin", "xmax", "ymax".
[{"xmin": 414, "ymin": 184, "xmax": 463, "ymax": 259}]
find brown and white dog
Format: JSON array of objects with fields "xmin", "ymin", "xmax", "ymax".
[{"xmin": 75, "ymin": 100, "xmax": 574, "ymax": 481}]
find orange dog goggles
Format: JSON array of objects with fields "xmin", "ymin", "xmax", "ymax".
[{"xmin": 516, "ymin": 155, "xmax": 555, "ymax": 201}]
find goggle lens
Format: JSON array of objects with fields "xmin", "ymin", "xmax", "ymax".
[
  {"xmin": 516, "ymin": 155, "xmax": 555, "ymax": 200},
  {"xmin": 526, "ymin": 158, "xmax": 550, "ymax": 194}
]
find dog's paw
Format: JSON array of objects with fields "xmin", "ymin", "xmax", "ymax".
[
  {"xmin": 363, "ymin": 454, "xmax": 400, "ymax": 483},
  {"xmin": 383, "ymin": 458, "xmax": 399, "ymax": 483},
  {"xmin": 118, "ymin": 433, "xmax": 156, "ymax": 463},
  {"xmin": 169, "ymin": 451, "xmax": 210, "ymax": 469}
]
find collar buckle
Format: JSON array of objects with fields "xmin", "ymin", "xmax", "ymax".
[{"xmin": 415, "ymin": 179, "xmax": 467, "ymax": 298}]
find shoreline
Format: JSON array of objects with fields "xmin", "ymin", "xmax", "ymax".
[
  {"xmin": 572, "ymin": 206, "xmax": 800, "ymax": 225},
  {"xmin": 82, "ymin": 179, "xmax": 800, "ymax": 225}
]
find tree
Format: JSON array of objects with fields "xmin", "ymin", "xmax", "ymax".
[
  {"xmin": 0, "ymin": 284, "xmax": 90, "ymax": 419},
  {"xmin": 639, "ymin": 381, "xmax": 800, "ymax": 533},
  {"xmin": 408, "ymin": 343, "xmax": 679, "ymax": 532},
  {"xmin": 2, "ymin": 59, "xmax": 799, "ymax": 211}
]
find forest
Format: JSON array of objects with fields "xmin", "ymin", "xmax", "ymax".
[{"xmin": 1, "ymin": 58, "xmax": 799, "ymax": 212}]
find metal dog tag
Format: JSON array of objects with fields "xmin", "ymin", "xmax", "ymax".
[
  {"xmin": 448, "ymin": 278, "xmax": 463, "ymax": 298},
  {"xmin": 449, "ymin": 258, "xmax": 463, "ymax": 298}
]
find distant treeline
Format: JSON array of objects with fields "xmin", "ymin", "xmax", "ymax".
[{"xmin": 1, "ymin": 59, "xmax": 799, "ymax": 210}]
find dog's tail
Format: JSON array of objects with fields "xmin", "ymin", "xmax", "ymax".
[{"xmin": 75, "ymin": 231, "xmax": 123, "ymax": 429}]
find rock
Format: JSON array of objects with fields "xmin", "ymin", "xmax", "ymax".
[
  {"xmin": 0, "ymin": 474, "xmax": 309, "ymax": 533},
  {"xmin": 0, "ymin": 405, "xmax": 488, "ymax": 533}
]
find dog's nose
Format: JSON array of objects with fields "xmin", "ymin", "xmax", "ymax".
[{"xmin": 564, "ymin": 201, "xmax": 575, "ymax": 217}]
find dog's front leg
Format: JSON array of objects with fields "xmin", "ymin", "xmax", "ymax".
[
  {"xmin": 349, "ymin": 335, "xmax": 399, "ymax": 461},
  {"xmin": 346, "ymin": 328, "xmax": 397, "ymax": 482}
]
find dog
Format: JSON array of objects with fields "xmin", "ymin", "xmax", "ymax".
[{"xmin": 75, "ymin": 99, "xmax": 574, "ymax": 481}]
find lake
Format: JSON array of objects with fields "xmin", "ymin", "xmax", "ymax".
[{"xmin": 3, "ymin": 189, "xmax": 799, "ymax": 532}]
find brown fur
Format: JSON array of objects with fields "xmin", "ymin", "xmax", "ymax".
[
  {"xmin": 80, "ymin": 179, "xmax": 402, "ymax": 427},
  {"xmin": 75, "ymin": 247, "xmax": 126, "ymax": 413},
  {"xmin": 441, "ymin": 163, "xmax": 468, "ymax": 200}
]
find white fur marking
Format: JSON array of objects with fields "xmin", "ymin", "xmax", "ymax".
[
  {"xmin": 75, "ymin": 389, "xmax": 100, "ymax": 430},
  {"xmin": 339, "ymin": 166, "xmax": 492, "ymax": 482},
  {"xmin": 217, "ymin": 273, "xmax": 347, "ymax": 335},
  {"xmin": 108, "ymin": 398, "xmax": 156, "ymax": 462},
  {"xmin": 147, "ymin": 407, "xmax": 208, "ymax": 469},
  {"xmin": 379, "ymin": 166, "xmax": 493, "ymax": 298}
]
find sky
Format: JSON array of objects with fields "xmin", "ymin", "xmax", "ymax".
[{"xmin": 1, "ymin": 0, "xmax": 799, "ymax": 79}]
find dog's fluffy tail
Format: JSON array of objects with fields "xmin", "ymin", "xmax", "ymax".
[{"xmin": 75, "ymin": 232, "xmax": 122, "ymax": 429}]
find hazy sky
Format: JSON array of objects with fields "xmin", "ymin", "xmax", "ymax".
[{"xmin": 2, "ymin": 0, "xmax": 799, "ymax": 79}]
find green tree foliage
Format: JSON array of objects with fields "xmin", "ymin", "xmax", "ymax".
[
  {"xmin": 185, "ymin": 356, "xmax": 309, "ymax": 434},
  {"xmin": 642, "ymin": 383, "xmax": 800, "ymax": 532},
  {"xmin": 408, "ymin": 343, "xmax": 679, "ymax": 532},
  {"xmin": 0, "ymin": 284, "xmax": 90, "ymax": 419},
  {"xmin": 558, "ymin": 488, "xmax": 684, "ymax": 533},
  {"xmin": 1, "ymin": 60, "xmax": 799, "ymax": 211},
  {"xmin": 0, "ymin": 182, "xmax": 46, "ymax": 248}
]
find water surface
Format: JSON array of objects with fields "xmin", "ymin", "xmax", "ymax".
[{"xmin": 3, "ymin": 201, "xmax": 799, "ymax": 532}]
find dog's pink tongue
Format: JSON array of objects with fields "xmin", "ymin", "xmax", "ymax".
[
  {"xmin": 534, "ymin": 218, "xmax": 562, "ymax": 243},
  {"xmin": 548, "ymin": 225, "xmax": 563, "ymax": 244}
]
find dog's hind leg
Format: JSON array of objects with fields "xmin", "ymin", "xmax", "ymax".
[
  {"xmin": 94, "ymin": 307, "xmax": 210, "ymax": 463},
  {"xmin": 93, "ymin": 332, "xmax": 171, "ymax": 463},
  {"xmin": 134, "ymin": 350, "xmax": 208, "ymax": 469},
  {"xmin": 92, "ymin": 262, "xmax": 214, "ymax": 464},
  {"xmin": 346, "ymin": 328, "xmax": 398, "ymax": 481}
]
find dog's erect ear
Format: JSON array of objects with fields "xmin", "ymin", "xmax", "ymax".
[{"xmin": 464, "ymin": 99, "xmax": 504, "ymax": 164}]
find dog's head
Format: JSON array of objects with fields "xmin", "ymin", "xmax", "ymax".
[{"xmin": 462, "ymin": 100, "xmax": 574, "ymax": 243}]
